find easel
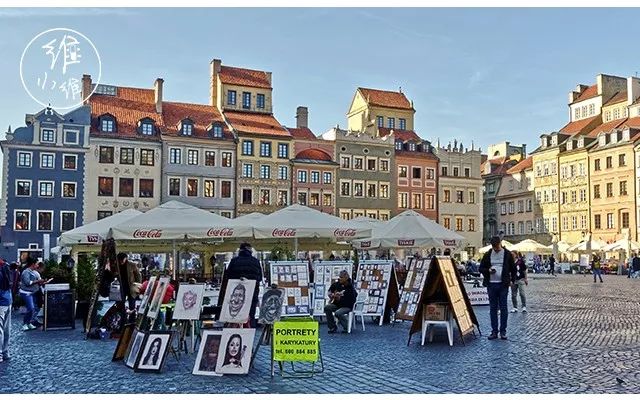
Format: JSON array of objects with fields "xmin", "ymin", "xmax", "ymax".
[
  {"xmin": 250, "ymin": 323, "xmax": 274, "ymax": 376},
  {"xmin": 85, "ymin": 239, "xmax": 117, "ymax": 337},
  {"xmin": 175, "ymin": 319, "xmax": 197, "ymax": 354}
]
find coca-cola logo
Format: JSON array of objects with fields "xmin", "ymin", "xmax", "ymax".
[
  {"xmin": 132, "ymin": 229, "xmax": 162, "ymax": 239},
  {"xmin": 360, "ymin": 241, "xmax": 371, "ymax": 248},
  {"xmin": 86, "ymin": 234, "xmax": 99, "ymax": 243},
  {"xmin": 334, "ymin": 228, "xmax": 356, "ymax": 237},
  {"xmin": 398, "ymin": 239, "xmax": 415, "ymax": 246},
  {"xmin": 443, "ymin": 239, "xmax": 457, "ymax": 246},
  {"xmin": 272, "ymin": 228, "xmax": 296, "ymax": 237},
  {"xmin": 207, "ymin": 227, "xmax": 234, "ymax": 237}
]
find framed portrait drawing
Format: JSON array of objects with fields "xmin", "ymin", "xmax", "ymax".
[
  {"xmin": 124, "ymin": 329, "xmax": 146, "ymax": 369},
  {"xmin": 173, "ymin": 283, "xmax": 205, "ymax": 321},
  {"xmin": 138, "ymin": 276, "xmax": 157, "ymax": 316},
  {"xmin": 134, "ymin": 330, "xmax": 172, "ymax": 373},
  {"xmin": 112, "ymin": 323, "xmax": 135, "ymax": 362},
  {"xmin": 147, "ymin": 276, "xmax": 170, "ymax": 320},
  {"xmin": 218, "ymin": 279, "xmax": 256, "ymax": 324},
  {"xmin": 257, "ymin": 288, "xmax": 284, "ymax": 325},
  {"xmin": 214, "ymin": 328, "xmax": 255, "ymax": 375},
  {"xmin": 192, "ymin": 330, "xmax": 224, "ymax": 376}
]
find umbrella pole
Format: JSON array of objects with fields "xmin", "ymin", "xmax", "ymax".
[
  {"xmin": 172, "ymin": 240, "xmax": 177, "ymax": 280},
  {"xmin": 294, "ymin": 237, "xmax": 299, "ymax": 260}
]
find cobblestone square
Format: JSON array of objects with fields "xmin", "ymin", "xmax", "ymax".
[{"xmin": 1, "ymin": 274, "xmax": 639, "ymax": 394}]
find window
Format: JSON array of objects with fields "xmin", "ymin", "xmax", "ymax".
[
  {"xmin": 526, "ymin": 199, "xmax": 532, "ymax": 212},
  {"xmin": 140, "ymin": 149, "xmax": 155, "ymax": 166},
  {"xmin": 395, "ymin": 141, "xmax": 403, "ymax": 151},
  {"xmin": 278, "ymin": 190, "xmax": 288, "ymax": 206},
  {"xmin": 257, "ymin": 94, "xmax": 265, "ymax": 109},
  {"xmin": 622, "ymin": 212, "xmax": 630, "ymax": 229},
  {"xmin": 341, "ymin": 181, "xmax": 351, "ymax": 196},
  {"xmin": 409, "ymin": 143, "xmax": 416, "ymax": 152},
  {"xmin": 62, "ymin": 182, "xmax": 76, "ymax": 198},
  {"xmin": 589, "ymin": 104, "xmax": 595, "ymax": 115},
  {"xmin": 379, "ymin": 183, "xmax": 389, "ymax": 198},
  {"xmin": 227, "ymin": 90, "xmax": 236, "ymax": 105},
  {"xmin": 594, "ymin": 214, "xmax": 601, "ymax": 229},
  {"xmin": 367, "ymin": 183, "xmax": 376, "ymax": 198},
  {"xmin": 606, "ymin": 156, "xmax": 612, "ymax": 169},
  {"xmin": 323, "ymin": 172, "xmax": 332, "ymax": 184},
  {"xmin": 204, "ymin": 151, "xmax": 216, "ymax": 166},
  {"xmin": 139, "ymin": 179, "xmax": 154, "ymax": 198},
  {"xmin": 377, "ymin": 116, "xmax": 384, "ymax": 128},
  {"xmin": 619, "ymin": 154, "xmax": 626, "ymax": 167},
  {"xmin": 278, "ymin": 166, "xmax": 288, "ymax": 180},
  {"xmin": 242, "ymin": 92, "xmax": 251, "ymax": 109},
  {"xmin": 412, "ymin": 167, "xmax": 422, "ymax": 179},
  {"xmin": 614, "ymin": 108, "xmax": 621, "ymax": 120},
  {"xmin": 242, "ymin": 140, "xmax": 254, "ymax": 156},
  {"xmin": 37, "ymin": 181, "xmax": 53, "ymax": 197},
  {"xmin": 221, "ymin": 211, "xmax": 233, "ymax": 218},
  {"xmin": 259, "ymin": 189, "xmax": 271, "ymax": 205},
  {"xmin": 399, "ymin": 118, "xmax": 406, "ymax": 130},
  {"xmin": 309, "ymin": 193, "xmax": 320, "ymax": 206},
  {"xmin": 101, "ymin": 118, "xmax": 114, "ymax": 132},
  {"xmin": 341, "ymin": 212, "xmax": 352, "ymax": 220},
  {"xmin": 443, "ymin": 217, "xmax": 451, "ymax": 229},
  {"xmin": 606, "ymin": 183, "xmax": 613, "ymax": 197},
  {"xmin": 469, "ymin": 191, "xmax": 476, "ymax": 204},
  {"xmin": 211, "ymin": 125, "xmax": 223, "ymax": 138},
  {"xmin": 354, "ymin": 182, "xmax": 364, "ymax": 197},
  {"xmin": 620, "ymin": 181, "xmax": 628, "ymax": 196},
  {"xmin": 60, "ymin": 212, "xmax": 76, "ymax": 231},
  {"xmin": 398, "ymin": 192, "xmax": 408, "ymax": 208},
  {"xmin": 551, "ymin": 189, "xmax": 557, "ymax": 202},
  {"xmin": 120, "ymin": 147, "xmax": 134, "ymax": 164},
  {"xmin": 187, "ymin": 179, "xmax": 198, "ymax": 197},
  {"xmin": 182, "ymin": 123, "xmax": 193, "ymax": 136},
  {"xmin": 41, "ymin": 128, "xmax": 55, "ymax": 143},
  {"xmin": 594, "ymin": 159, "xmax": 600, "ymax": 171},
  {"xmin": 298, "ymin": 192, "xmax": 307, "ymax": 205},
  {"xmin": 311, "ymin": 171, "xmax": 320, "ymax": 184},
  {"xmin": 464, "ymin": 168, "xmax": 470, "ymax": 178},
  {"xmin": 260, "ymin": 142, "xmax": 272, "ymax": 157},
  {"xmin": 98, "ymin": 211, "xmax": 113, "ymax": 220},
  {"xmin": 187, "ymin": 149, "xmax": 199, "ymax": 165},
  {"xmin": 141, "ymin": 122, "xmax": 154, "ymax": 135},
  {"xmin": 260, "ymin": 165, "xmax": 271, "ymax": 179},
  {"xmin": 40, "ymin": 153, "xmax": 54, "ymax": 169},
  {"xmin": 341, "ymin": 156, "xmax": 351, "ymax": 169},
  {"xmin": 571, "ymin": 191, "xmax": 577, "ymax": 203},
  {"xmin": 298, "ymin": 170, "xmax": 307, "ymax": 183},
  {"xmin": 380, "ymin": 160, "xmax": 389, "ymax": 172},
  {"xmin": 426, "ymin": 194, "xmax": 435, "ymax": 210},
  {"xmin": 456, "ymin": 190, "xmax": 464, "ymax": 203},
  {"xmin": 169, "ymin": 178, "xmax": 181, "ymax": 196},
  {"xmin": 580, "ymin": 189, "xmax": 587, "ymax": 202},
  {"xmin": 518, "ymin": 200, "xmax": 524, "ymax": 213},
  {"xmin": 59, "ymin": 154, "xmax": 76, "ymax": 171},
  {"xmin": 221, "ymin": 181, "xmax": 232, "ymax": 198},
  {"xmin": 14, "ymin": 180, "xmax": 32, "ymax": 198},
  {"xmin": 453, "ymin": 167, "xmax": 459, "ymax": 177},
  {"xmin": 98, "ymin": 177, "xmax": 113, "ymax": 196},
  {"xmin": 594, "ymin": 185, "xmax": 600, "ymax": 199},
  {"xmin": 607, "ymin": 213, "xmax": 614, "ymax": 229},
  {"xmin": 204, "ymin": 180, "xmax": 215, "ymax": 197},
  {"xmin": 508, "ymin": 201, "xmax": 515, "ymax": 214},
  {"xmin": 119, "ymin": 178, "xmax": 133, "ymax": 197},
  {"xmin": 367, "ymin": 159, "xmax": 377, "ymax": 171},
  {"xmin": 169, "ymin": 148, "xmax": 182, "ymax": 164},
  {"xmin": 412, "ymin": 193, "xmax": 422, "ymax": 209},
  {"xmin": 574, "ymin": 108, "xmax": 580, "ymax": 120},
  {"xmin": 64, "ymin": 130, "xmax": 78, "ymax": 145},
  {"xmin": 387, "ymin": 117, "xmax": 395, "ymax": 129},
  {"xmin": 277, "ymin": 143, "xmax": 289, "ymax": 159},
  {"xmin": 15, "ymin": 210, "xmax": 30, "ymax": 231},
  {"xmin": 444, "ymin": 190, "xmax": 451, "ymax": 203},
  {"xmin": 17, "ymin": 152, "xmax": 32, "ymax": 167},
  {"xmin": 456, "ymin": 218, "xmax": 463, "ymax": 232},
  {"xmin": 468, "ymin": 218, "xmax": 476, "ymax": 232},
  {"xmin": 323, "ymin": 193, "xmax": 332, "ymax": 206},
  {"xmin": 222, "ymin": 152, "xmax": 232, "ymax": 167},
  {"xmin": 37, "ymin": 211, "xmax": 52, "ymax": 231},
  {"xmin": 501, "ymin": 203, "xmax": 507, "ymax": 215},
  {"xmin": 353, "ymin": 157, "xmax": 363, "ymax": 170}
]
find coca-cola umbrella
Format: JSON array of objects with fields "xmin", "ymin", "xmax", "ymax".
[
  {"xmin": 58, "ymin": 208, "xmax": 142, "ymax": 247},
  {"xmin": 351, "ymin": 210, "xmax": 465, "ymax": 250}
]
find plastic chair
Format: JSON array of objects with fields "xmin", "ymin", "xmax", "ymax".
[
  {"xmin": 347, "ymin": 292, "xmax": 367, "ymax": 333},
  {"xmin": 421, "ymin": 307, "xmax": 453, "ymax": 346}
]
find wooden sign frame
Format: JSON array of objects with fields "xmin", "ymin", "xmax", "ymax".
[{"xmin": 354, "ymin": 260, "xmax": 400, "ymax": 326}]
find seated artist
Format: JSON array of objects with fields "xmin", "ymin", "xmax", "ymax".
[{"xmin": 324, "ymin": 270, "xmax": 357, "ymax": 334}]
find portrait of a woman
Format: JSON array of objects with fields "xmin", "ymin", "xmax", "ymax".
[
  {"xmin": 216, "ymin": 333, "xmax": 245, "ymax": 373},
  {"xmin": 142, "ymin": 337, "xmax": 162, "ymax": 366}
]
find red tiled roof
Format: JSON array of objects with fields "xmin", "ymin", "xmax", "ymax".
[
  {"xmin": 295, "ymin": 148, "xmax": 332, "ymax": 162},
  {"xmin": 572, "ymin": 84, "xmax": 597, "ymax": 104},
  {"xmin": 603, "ymin": 91, "xmax": 627, "ymax": 106},
  {"xmin": 378, "ymin": 127, "xmax": 421, "ymax": 142},
  {"xmin": 218, "ymin": 66, "xmax": 271, "ymax": 89},
  {"xmin": 585, "ymin": 118, "xmax": 626, "ymax": 138},
  {"xmin": 287, "ymin": 126, "xmax": 316, "ymax": 140},
  {"xmin": 482, "ymin": 157, "xmax": 518, "ymax": 176},
  {"xmin": 506, "ymin": 156, "xmax": 533, "ymax": 174},
  {"xmin": 162, "ymin": 101, "xmax": 232, "ymax": 139},
  {"xmin": 623, "ymin": 116, "xmax": 640, "ymax": 129},
  {"xmin": 358, "ymin": 88, "xmax": 412, "ymax": 110},
  {"xmin": 559, "ymin": 115, "xmax": 600, "ymax": 135},
  {"xmin": 224, "ymin": 111, "xmax": 289, "ymax": 137},
  {"xmin": 395, "ymin": 150, "xmax": 439, "ymax": 161}
]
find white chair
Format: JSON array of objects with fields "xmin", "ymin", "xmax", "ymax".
[
  {"xmin": 421, "ymin": 306, "xmax": 453, "ymax": 346},
  {"xmin": 347, "ymin": 292, "xmax": 367, "ymax": 333}
]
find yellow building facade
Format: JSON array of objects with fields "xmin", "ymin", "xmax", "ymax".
[
  {"xmin": 531, "ymin": 134, "xmax": 563, "ymax": 244},
  {"xmin": 557, "ymin": 142, "xmax": 591, "ymax": 244},
  {"xmin": 347, "ymin": 88, "xmax": 415, "ymax": 135}
]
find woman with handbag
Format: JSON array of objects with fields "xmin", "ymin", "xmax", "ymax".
[{"xmin": 19, "ymin": 258, "xmax": 48, "ymax": 331}]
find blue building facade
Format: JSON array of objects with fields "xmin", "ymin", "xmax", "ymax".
[{"xmin": 0, "ymin": 106, "xmax": 90, "ymax": 262}]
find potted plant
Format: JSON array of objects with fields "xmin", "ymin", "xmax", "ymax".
[{"xmin": 75, "ymin": 256, "xmax": 95, "ymax": 320}]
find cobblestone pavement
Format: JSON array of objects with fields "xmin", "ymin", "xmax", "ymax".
[{"xmin": 2, "ymin": 274, "xmax": 640, "ymax": 393}]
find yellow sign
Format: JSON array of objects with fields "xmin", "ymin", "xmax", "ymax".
[
  {"xmin": 438, "ymin": 257, "xmax": 474, "ymax": 335},
  {"xmin": 273, "ymin": 318, "xmax": 319, "ymax": 362}
]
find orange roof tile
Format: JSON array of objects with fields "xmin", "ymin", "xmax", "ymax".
[
  {"xmin": 559, "ymin": 115, "xmax": 600, "ymax": 135},
  {"xmin": 224, "ymin": 111, "xmax": 289, "ymax": 137},
  {"xmin": 295, "ymin": 148, "xmax": 332, "ymax": 162},
  {"xmin": 395, "ymin": 150, "xmax": 439, "ymax": 161},
  {"xmin": 378, "ymin": 127, "xmax": 421, "ymax": 142},
  {"xmin": 287, "ymin": 127, "xmax": 316, "ymax": 140},
  {"xmin": 162, "ymin": 101, "xmax": 232, "ymax": 139},
  {"xmin": 585, "ymin": 118, "xmax": 626, "ymax": 138},
  {"xmin": 218, "ymin": 66, "xmax": 271, "ymax": 89},
  {"xmin": 359, "ymin": 88, "xmax": 412, "ymax": 110},
  {"xmin": 506, "ymin": 157, "xmax": 533, "ymax": 174},
  {"xmin": 572, "ymin": 84, "xmax": 597, "ymax": 104},
  {"xmin": 603, "ymin": 91, "xmax": 627, "ymax": 106},
  {"xmin": 623, "ymin": 116, "xmax": 640, "ymax": 129}
]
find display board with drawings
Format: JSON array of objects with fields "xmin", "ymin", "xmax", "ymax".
[
  {"xmin": 311, "ymin": 261, "xmax": 354, "ymax": 315},
  {"xmin": 396, "ymin": 257, "xmax": 430, "ymax": 321},
  {"xmin": 354, "ymin": 260, "xmax": 395, "ymax": 325},
  {"xmin": 269, "ymin": 261, "xmax": 310, "ymax": 316}
]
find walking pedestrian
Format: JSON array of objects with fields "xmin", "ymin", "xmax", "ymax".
[
  {"xmin": 591, "ymin": 254, "xmax": 604, "ymax": 283},
  {"xmin": 632, "ymin": 253, "xmax": 640, "ymax": 279},
  {"xmin": 19, "ymin": 257, "xmax": 46, "ymax": 331},
  {"xmin": 510, "ymin": 252, "xmax": 528, "ymax": 313},
  {"xmin": 548, "ymin": 254, "xmax": 556, "ymax": 276},
  {"xmin": 221, "ymin": 242, "xmax": 263, "ymax": 327},
  {"xmin": 9, "ymin": 263, "xmax": 19, "ymax": 311},
  {"xmin": 479, "ymin": 236, "xmax": 517, "ymax": 340},
  {"xmin": 0, "ymin": 259, "xmax": 12, "ymax": 362}
]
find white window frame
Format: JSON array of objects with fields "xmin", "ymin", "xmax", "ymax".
[
  {"xmin": 60, "ymin": 211, "xmax": 77, "ymax": 232},
  {"xmin": 379, "ymin": 159, "xmax": 390, "ymax": 173},
  {"xmin": 36, "ymin": 210, "xmax": 53, "ymax": 232},
  {"xmin": 63, "ymin": 129, "xmax": 79, "ymax": 145},
  {"xmin": 40, "ymin": 128, "xmax": 55, "ymax": 143},
  {"xmin": 62, "ymin": 154, "xmax": 78, "ymax": 170},
  {"xmin": 353, "ymin": 180, "xmax": 365, "ymax": 198},
  {"xmin": 278, "ymin": 165, "xmax": 288, "ymax": 180},
  {"xmin": 38, "ymin": 180, "xmax": 54, "ymax": 198},
  {"xmin": 242, "ymin": 163, "xmax": 253, "ymax": 178},
  {"xmin": 340, "ymin": 179, "xmax": 351, "ymax": 197},
  {"xmin": 14, "ymin": 209, "xmax": 31, "ymax": 231},
  {"xmin": 323, "ymin": 171, "xmax": 332, "ymax": 184},
  {"xmin": 379, "ymin": 182, "xmax": 390, "ymax": 199},
  {"xmin": 40, "ymin": 152, "xmax": 55, "ymax": 169},
  {"xmin": 203, "ymin": 179, "xmax": 216, "ymax": 198},
  {"xmin": 15, "ymin": 179, "xmax": 32, "ymax": 197},
  {"xmin": 220, "ymin": 180, "xmax": 233, "ymax": 199},
  {"xmin": 353, "ymin": 156, "xmax": 364, "ymax": 171},
  {"xmin": 61, "ymin": 181, "xmax": 77, "ymax": 199},
  {"xmin": 260, "ymin": 164, "xmax": 271, "ymax": 180},
  {"xmin": 168, "ymin": 177, "xmax": 182, "ymax": 197},
  {"xmin": 169, "ymin": 148, "xmax": 182, "ymax": 164},
  {"xmin": 17, "ymin": 151, "xmax": 32, "ymax": 168},
  {"xmin": 187, "ymin": 148, "xmax": 199, "ymax": 166},
  {"xmin": 186, "ymin": 178, "xmax": 199, "ymax": 197}
]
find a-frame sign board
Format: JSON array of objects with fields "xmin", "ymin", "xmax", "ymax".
[
  {"xmin": 354, "ymin": 260, "xmax": 400, "ymax": 325},
  {"xmin": 407, "ymin": 256, "xmax": 480, "ymax": 345}
]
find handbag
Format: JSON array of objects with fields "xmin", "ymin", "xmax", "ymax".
[{"xmin": 109, "ymin": 278, "xmax": 123, "ymax": 302}]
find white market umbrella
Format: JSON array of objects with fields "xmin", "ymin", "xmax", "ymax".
[
  {"xmin": 58, "ymin": 208, "xmax": 142, "ymax": 247},
  {"xmin": 511, "ymin": 239, "xmax": 551, "ymax": 254},
  {"xmin": 602, "ymin": 238, "xmax": 640, "ymax": 253},
  {"xmin": 549, "ymin": 241, "xmax": 571, "ymax": 254},
  {"xmin": 567, "ymin": 239, "xmax": 607, "ymax": 253},
  {"xmin": 233, "ymin": 212, "xmax": 266, "ymax": 224},
  {"xmin": 351, "ymin": 216, "xmax": 385, "ymax": 230},
  {"xmin": 351, "ymin": 210, "xmax": 465, "ymax": 250},
  {"xmin": 479, "ymin": 240, "xmax": 515, "ymax": 254}
]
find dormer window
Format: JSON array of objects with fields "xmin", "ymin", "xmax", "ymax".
[
  {"xmin": 99, "ymin": 115, "xmax": 116, "ymax": 133},
  {"xmin": 599, "ymin": 134, "xmax": 606, "ymax": 146},
  {"xmin": 577, "ymin": 138, "xmax": 584, "ymax": 148},
  {"xmin": 210, "ymin": 123, "xmax": 223, "ymax": 138},
  {"xmin": 551, "ymin": 135, "xmax": 558, "ymax": 146},
  {"xmin": 540, "ymin": 137, "xmax": 547, "ymax": 148},
  {"xmin": 138, "ymin": 118, "xmax": 155, "ymax": 136},
  {"xmin": 395, "ymin": 141, "xmax": 403, "ymax": 151},
  {"xmin": 180, "ymin": 119, "xmax": 194, "ymax": 136},
  {"xmin": 623, "ymin": 129, "xmax": 630, "ymax": 141},
  {"xmin": 409, "ymin": 142, "xmax": 416, "ymax": 152}
]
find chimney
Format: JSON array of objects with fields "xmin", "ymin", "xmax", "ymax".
[
  {"xmin": 154, "ymin": 78, "xmax": 164, "ymax": 114},
  {"xmin": 521, "ymin": 143, "xmax": 527, "ymax": 157},
  {"xmin": 210, "ymin": 59, "xmax": 222, "ymax": 106},
  {"xmin": 628, "ymin": 76, "xmax": 640, "ymax": 105},
  {"xmin": 265, "ymin": 71, "xmax": 272, "ymax": 87},
  {"xmin": 296, "ymin": 106, "xmax": 308, "ymax": 129},
  {"xmin": 81, "ymin": 74, "xmax": 92, "ymax": 104},
  {"xmin": 569, "ymin": 84, "xmax": 588, "ymax": 104}
]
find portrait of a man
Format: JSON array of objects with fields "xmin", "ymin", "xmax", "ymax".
[{"xmin": 218, "ymin": 279, "xmax": 256, "ymax": 323}]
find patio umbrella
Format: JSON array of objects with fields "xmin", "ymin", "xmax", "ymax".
[
  {"xmin": 58, "ymin": 208, "xmax": 142, "ymax": 247},
  {"xmin": 548, "ymin": 241, "xmax": 571, "ymax": 254},
  {"xmin": 566, "ymin": 239, "xmax": 607, "ymax": 253},
  {"xmin": 350, "ymin": 210, "xmax": 464, "ymax": 250},
  {"xmin": 510, "ymin": 239, "xmax": 551, "ymax": 254},
  {"xmin": 478, "ymin": 240, "xmax": 515, "ymax": 254},
  {"xmin": 233, "ymin": 212, "xmax": 266, "ymax": 224},
  {"xmin": 602, "ymin": 238, "xmax": 640, "ymax": 252}
]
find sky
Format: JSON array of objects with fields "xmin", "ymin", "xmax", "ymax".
[{"xmin": 0, "ymin": 8, "xmax": 638, "ymax": 154}]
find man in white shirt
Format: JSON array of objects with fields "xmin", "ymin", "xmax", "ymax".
[{"xmin": 479, "ymin": 236, "xmax": 516, "ymax": 340}]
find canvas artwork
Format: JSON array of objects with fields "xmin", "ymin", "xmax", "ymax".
[
  {"xmin": 125, "ymin": 330, "xmax": 146, "ymax": 368},
  {"xmin": 173, "ymin": 283, "xmax": 205, "ymax": 321},
  {"xmin": 134, "ymin": 331, "xmax": 172, "ymax": 372},
  {"xmin": 258, "ymin": 288, "xmax": 284, "ymax": 325},
  {"xmin": 112, "ymin": 323, "xmax": 135, "ymax": 361},
  {"xmin": 193, "ymin": 331, "xmax": 224, "ymax": 376},
  {"xmin": 215, "ymin": 328, "xmax": 256, "ymax": 375},
  {"xmin": 138, "ymin": 276, "xmax": 157, "ymax": 315},
  {"xmin": 147, "ymin": 276, "xmax": 171, "ymax": 320},
  {"xmin": 218, "ymin": 279, "xmax": 257, "ymax": 324}
]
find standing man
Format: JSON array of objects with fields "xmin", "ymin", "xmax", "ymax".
[
  {"xmin": 479, "ymin": 236, "xmax": 516, "ymax": 340},
  {"xmin": 592, "ymin": 254, "xmax": 604, "ymax": 283},
  {"xmin": 0, "ymin": 259, "xmax": 12, "ymax": 362},
  {"xmin": 106, "ymin": 253, "xmax": 142, "ymax": 313},
  {"xmin": 324, "ymin": 270, "xmax": 357, "ymax": 333},
  {"xmin": 510, "ymin": 252, "xmax": 528, "ymax": 313},
  {"xmin": 221, "ymin": 242, "xmax": 263, "ymax": 327},
  {"xmin": 548, "ymin": 254, "xmax": 556, "ymax": 276}
]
